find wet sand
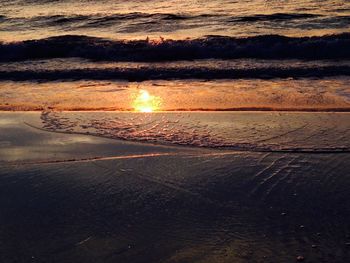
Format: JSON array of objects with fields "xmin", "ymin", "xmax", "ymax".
[{"xmin": 0, "ymin": 112, "xmax": 349, "ymax": 263}]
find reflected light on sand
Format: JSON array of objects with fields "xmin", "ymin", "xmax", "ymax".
[{"xmin": 132, "ymin": 90, "xmax": 162, "ymax": 112}]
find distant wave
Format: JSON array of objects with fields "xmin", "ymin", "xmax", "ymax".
[
  {"xmin": 1, "ymin": 12, "xmax": 349, "ymax": 36},
  {"xmin": 232, "ymin": 13, "xmax": 320, "ymax": 22},
  {"xmin": 29, "ymin": 13, "xmax": 196, "ymax": 26},
  {"xmin": 0, "ymin": 12, "xmax": 323, "ymax": 26},
  {"xmin": 3, "ymin": 12, "xmax": 349, "ymax": 27},
  {"xmin": 1, "ymin": 34, "xmax": 350, "ymax": 62},
  {"xmin": 1, "ymin": 66, "xmax": 350, "ymax": 81}
]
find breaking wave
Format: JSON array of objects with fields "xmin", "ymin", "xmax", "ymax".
[{"xmin": 1, "ymin": 33, "xmax": 350, "ymax": 62}]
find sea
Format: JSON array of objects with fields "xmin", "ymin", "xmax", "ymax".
[
  {"xmin": 0, "ymin": 0, "xmax": 350, "ymax": 150},
  {"xmin": 1, "ymin": 2, "xmax": 350, "ymax": 262}
]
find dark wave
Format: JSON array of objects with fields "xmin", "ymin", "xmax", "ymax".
[
  {"xmin": 0, "ymin": 12, "xmax": 321, "ymax": 26},
  {"xmin": 45, "ymin": 13, "xmax": 194, "ymax": 25},
  {"xmin": 232, "ymin": 13, "xmax": 320, "ymax": 22},
  {"xmin": 39, "ymin": 14, "xmax": 90, "ymax": 25},
  {"xmin": 1, "ymin": 66, "xmax": 350, "ymax": 81},
  {"xmin": 1, "ymin": 33, "xmax": 350, "ymax": 62},
  {"xmin": 0, "ymin": 12, "xmax": 210, "ymax": 26}
]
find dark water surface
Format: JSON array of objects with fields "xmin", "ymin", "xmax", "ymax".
[
  {"xmin": 1, "ymin": 0, "xmax": 350, "ymax": 40},
  {"xmin": 0, "ymin": 113, "xmax": 349, "ymax": 262}
]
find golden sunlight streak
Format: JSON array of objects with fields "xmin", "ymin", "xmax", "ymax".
[{"xmin": 132, "ymin": 90, "xmax": 162, "ymax": 112}]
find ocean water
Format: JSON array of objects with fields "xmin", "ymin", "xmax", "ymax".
[
  {"xmin": 1, "ymin": 0, "xmax": 350, "ymax": 40},
  {"xmin": 0, "ymin": 0, "xmax": 350, "ymax": 147},
  {"xmin": 1, "ymin": 2, "xmax": 350, "ymax": 261}
]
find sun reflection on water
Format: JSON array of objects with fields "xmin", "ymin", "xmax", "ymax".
[{"xmin": 132, "ymin": 89, "xmax": 162, "ymax": 112}]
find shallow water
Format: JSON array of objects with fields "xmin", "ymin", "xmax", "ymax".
[
  {"xmin": 38, "ymin": 111, "xmax": 350, "ymax": 152},
  {"xmin": 0, "ymin": 113, "xmax": 349, "ymax": 263},
  {"xmin": 0, "ymin": 78, "xmax": 349, "ymax": 111}
]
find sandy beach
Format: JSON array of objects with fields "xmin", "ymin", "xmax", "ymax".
[{"xmin": 1, "ymin": 112, "xmax": 349, "ymax": 262}]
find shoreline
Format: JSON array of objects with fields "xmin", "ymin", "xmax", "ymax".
[
  {"xmin": 1, "ymin": 111, "xmax": 349, "ymax": 155},
  {"xmin": 1, "ymin": 108, "xmax": 350, "ymax": 112}
]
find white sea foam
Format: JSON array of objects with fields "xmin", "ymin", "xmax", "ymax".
[{"xmin": 40, "ymin": 111, "xmax": 350, "ymax": 152}]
